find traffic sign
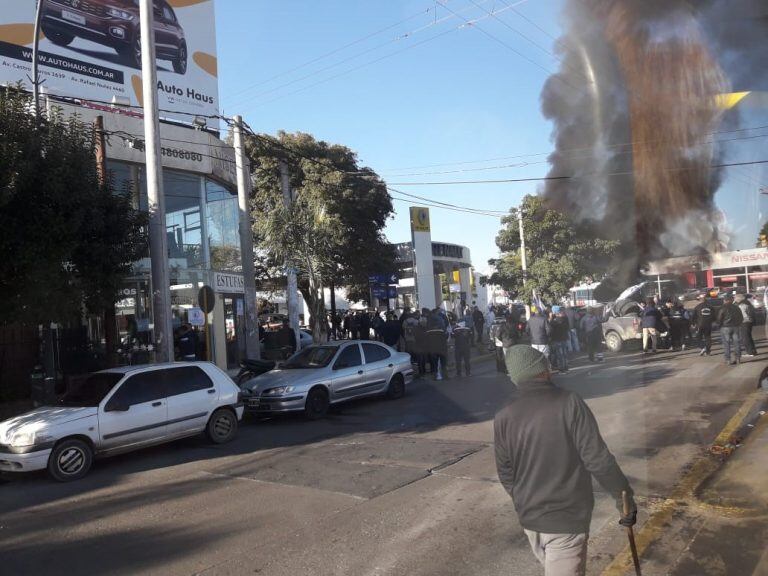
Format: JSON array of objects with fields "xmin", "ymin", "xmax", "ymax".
[
  {"xmin": 372, "ymin": 285, "xmax": 388, "ymax": 299},
  {"xmin": 368, "ymin": 273, "xmax": 400, "ymax": 285}
]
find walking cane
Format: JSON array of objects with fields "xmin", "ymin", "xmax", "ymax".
[{"xmin": 622, "ymin": 490, "xmax": 642, "ymax": 576}]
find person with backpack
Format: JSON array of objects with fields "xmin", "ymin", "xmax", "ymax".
[
  {"xmin": 717, "ymin": 294, "xmax": 743, "ymax": 365},
  {"xmin": 453, "ymin": 321, "xmax": 473, "ymax": 377},
  {"xmin": 472, "ymin": 306, "xmax": 485, "ymax": 345},
  {"xmin": 641, "ymin": 298, "xmax": 663, "ymax": 354},
  {"xmin": 580, "ymin": 308, "xmax": 603, "ymax": 362},
  {"xmin": 693, "ymin": 294, "xmax": 714, "ymax": 356},
  {"xmin": 426, "ymin": 310, "xmax": 449, "ymax": 380},
  {"xmin": 550, "ymin": 307, "xmax": 571, "ymax": 373},
  {"xmin": 736, "ymin": 294, "xmax": 757, "ymax": 356}
]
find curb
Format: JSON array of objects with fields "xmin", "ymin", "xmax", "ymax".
[{"xmin": 600, "ymin": 388, "xmax": 768, "ymax": 576}]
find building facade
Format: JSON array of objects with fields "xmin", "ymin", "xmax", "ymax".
[{"xmin": 49, "ymin": 99, "xmax": 249, "ymax": 371}]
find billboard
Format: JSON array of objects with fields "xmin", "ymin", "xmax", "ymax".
[{"xmin": 0, "ymin": 0, "xmax": 219, "ymax": 119}]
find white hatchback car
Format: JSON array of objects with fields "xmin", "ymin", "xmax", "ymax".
[{"xmin": 0, "ymin": 362, "xmax": 243, "ymax": 482}]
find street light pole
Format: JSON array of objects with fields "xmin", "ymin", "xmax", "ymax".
[
  {"xmin": 233, "ymin": 115, "xmax": 260, "ymax": 360},
  {"xmin": 518, "ymin": 206, "xmax": 535, "ymax": 318},
  {"xmin": 279, "ymin": 159, "xmax": 300, "ymax": 350},
  {"xmin": 31, "ymin": 0, "xmax": 44, "ymax": 119},
  {"xmin": 139, "ymin": 0, "xmax": 173, "ymax": 362}
]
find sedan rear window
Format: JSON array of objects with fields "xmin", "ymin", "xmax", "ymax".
[
  {"xmin": 60, "ymin": 373, "xmax": 123, "ymax": 407},
  {"xmin": 283, "ymin": 346, "xmax": 339, "ymax": 369}
]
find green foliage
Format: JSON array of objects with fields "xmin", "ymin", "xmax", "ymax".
[
  {"xmin": 0, "ymin": 88, "xmax": 147, "ymax": 326},
  {"xmin": 245, "ymin": 131, "xmax": 396, "ymax": 333},
  {"xmin": 489, "ymin": 195, "xmax": 619, "ymax": 303}
]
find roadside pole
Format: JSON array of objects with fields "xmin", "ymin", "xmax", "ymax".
[
  {"xmin": 94, "ymin": 115, "xmax": 119, "ymax": 367},
  {"xmin": 279, "ymin": 159, "xmax": 300, "ymax": 350},
  {"xmin": 31, "ymin": 0, "xmax": 43, "ymax": 119},
  {"xmin": 233, "ymin": 115, "xmax": 260, "ymax": 360},
  {"xmin": 518, "ymin": 207, "xmax": 532, "ymax": 319},
  {"xmin": 139, "ymin": 0, "xmax": 173, "ymax": 363}
]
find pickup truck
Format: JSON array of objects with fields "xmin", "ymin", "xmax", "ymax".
[{"xmin": 601, "ymin": 300, "xmax": 645, "ymax": 353}]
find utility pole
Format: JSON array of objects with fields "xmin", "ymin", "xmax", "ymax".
[
  {"xmin": 233, "ymin": 115, "xmax": 260, "ymax": 360},
  {"xmin": 518, "ymin": 206, "xmax": 534, "ymax": 319},
  {"xmin": 94, "ymin": 116, "xmax": 119, "ymax": 367},
  {"xmin": 31, "ymin": 0, "xmax": 44, "ymax": 119},
  {"xmin": 139, "ymin": 0, "xmax": 173, "ymax": 362},
  {"xmin": 279, "ymin": 159, "xmax": 300, "ymax": 350}
]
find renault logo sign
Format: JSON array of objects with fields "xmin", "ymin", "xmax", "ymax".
[{"xmin": 410, "ymin": 206, "xmax": 431, "ymax": 233}]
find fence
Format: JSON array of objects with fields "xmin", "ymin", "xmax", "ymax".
[{"xmin": 0, "ymin": 326, "xmax": 39, "ymax": 401}]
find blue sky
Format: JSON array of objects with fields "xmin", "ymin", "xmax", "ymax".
[
  {"xmin": 214, "ymin": 0, "xmax": 568, "ymax": 272},
  {"xmin": 213, "ymin": 1, "xmax": 768, "ymax": 270}
]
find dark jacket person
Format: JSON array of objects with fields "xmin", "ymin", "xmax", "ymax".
[{"xmin": 494, "ymin": 345, "xmax": 636, "ymax": 575}]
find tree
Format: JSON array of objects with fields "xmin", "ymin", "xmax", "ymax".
[
  {"xmin": 245, "ymin": 131, "xmax": 397, "ymax": 340},
  {"xmin": 0, "ymin": 88, "xmax": 147, "ymax": 327},
  {"xmin": 757, "ymin": 221, "xmax": 768, "ymax": 248},
  {"xmin": 488, "ymin": 195, "xmax": 619, "ymax": 303}
]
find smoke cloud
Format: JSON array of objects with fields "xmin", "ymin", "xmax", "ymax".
[{"xmin": 541, "ymin": 0, "xmax": 768, "ymax": 285}]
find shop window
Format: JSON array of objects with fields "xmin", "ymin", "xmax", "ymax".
[
  {"xmin": 165, "ymin": 171, "xmax": 203, "ymax": 269},
  {"xmin": 206, "ymin": 179, "xmax": 241, "ymax": 271}
]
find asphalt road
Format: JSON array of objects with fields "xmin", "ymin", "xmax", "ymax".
[{"xmin": 0, "ymin": 343, "xmax": 763, "ymax": 576}]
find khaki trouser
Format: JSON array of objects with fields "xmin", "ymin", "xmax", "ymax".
[
  {"xmin": 642, "ymin": 327, "xmax": 658, "ymax": 351},
  {"xmin": 524, "ymin": 530, "xmax": 588, "ymax": 576}
]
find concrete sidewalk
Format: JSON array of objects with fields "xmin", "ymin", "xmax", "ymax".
[{"xmin": 628, "ymin": 381, "xmax": 768, "ymax": 576}]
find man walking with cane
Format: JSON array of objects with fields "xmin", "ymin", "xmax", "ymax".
[{"xmin": 495, "ymin": 345, "xmax": 637, "ymax": 575}]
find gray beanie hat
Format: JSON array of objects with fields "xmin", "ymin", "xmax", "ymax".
[{"xmin": 504, "ymin": 345, "xmax": 549, "ymax": 385}]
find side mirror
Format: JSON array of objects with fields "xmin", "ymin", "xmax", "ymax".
[{"xmin": 105, "ymin": 401, "xmax": 130, "ymax": 413}]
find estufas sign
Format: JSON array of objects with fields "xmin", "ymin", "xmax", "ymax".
[
  {"xmin": 0, "ymin": 0, "xmax": 219, "ymax": 120},
  {"xmin": 214, "ymin": 272, "xmax": 244, "ymax": 294}
]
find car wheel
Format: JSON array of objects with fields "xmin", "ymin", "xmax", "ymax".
[
  {"xmin": 206, "ymin": 408, "xmax": 238, "ymax": 444},
  {"xmin": 386, "ymin": 373, "xmax": 405, "ymax": 400},
  {"xmin": 42, "ymin": 26, "xmax": 74, "ymax": 47},
  {"xmin": 604, "ymin": 331, "xmax": 623, "ymax": 353},
  {"xmin": 173, "ymin": 41, "xmax": 187, "ymax": 75},
  {"xmin": 47, "ymin": 438, "xmax": 93, "ymax": 482},
  {"xmin": 304, "ymin": 387, "xmax": 329, "ymax": 420}
]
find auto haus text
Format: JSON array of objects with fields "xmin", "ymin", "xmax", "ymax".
[{"xmin": 157, "ymin": 80, "xmax": 215, "ymax": 105}]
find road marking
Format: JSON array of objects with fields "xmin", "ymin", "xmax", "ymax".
[{"xmin": 599, "ymin": 389, "xmax": 768, "ymax": 576}]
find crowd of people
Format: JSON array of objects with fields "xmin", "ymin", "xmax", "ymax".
[{"xmin": 639, "ymin": 292, "xmax": 759, "ymax": 365}]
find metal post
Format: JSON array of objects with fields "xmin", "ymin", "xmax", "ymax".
[
  {"xmin": 279, "ymin": 159, "xmax": 300, "ymax": 349},
  {"xmin": 518, "ymin": 206, "xmax": 533, "ymax": 318},
  {"xmin": 233, "ymin": 115, "xmax": 260, "ymax": 360},
  {"xmin": 31, "ymin": 0, "xmax": 44, "ymax": 119},
  {"xmin": 139, "ymin": 0, "xmax": 173, "ymax": 363}
]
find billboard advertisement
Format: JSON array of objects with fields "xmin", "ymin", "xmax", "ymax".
[{"xmin": 0, "ymin": 0, "xmax": 219, "ymax": 119}]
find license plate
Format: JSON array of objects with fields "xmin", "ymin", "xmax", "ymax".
[{"xmin": 61, "ymin": 10, "xmax": 86, "ymax": 25}]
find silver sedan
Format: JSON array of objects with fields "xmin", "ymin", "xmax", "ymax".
[{"xmin": 239, "ymin": 341, "xmax": 414, "ymax": 419}]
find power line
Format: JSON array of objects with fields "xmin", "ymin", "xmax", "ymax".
[
  {"xmin": 381, "ymin": 123, "xmax": 768, "ymax": 173},
  {"xmin": 222, "ymin": 5, "xmax": 436, "ymax": 103},
  {"xmin": 388, "ymin": 159, "xmax": 768, "ymax": 186},
  {"xmin": 435, "ymin": 0, "xmax": 580, "ymax": 92},
  {"xmin": 381, "ymin": 130, "xmax": 768, "ymax": 177},
  {"xmin": 227, "ymin": 0, "xmax": 531, "ymax": 109}
]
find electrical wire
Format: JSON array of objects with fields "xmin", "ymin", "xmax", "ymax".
[
  {"xmin": 224, "ymin": 0, "xmax": 509, "ymax": 108},
  {"xmin": 227, "ymin": 0, "xmax": 530, "ymax": 110},
  {"xmin": 388, "ymin": 159, "xmax": 768, "ymax": 186},
  {"xmin": 222, "ymin": 4, "xmax": 436, "ymax": 103},
  {"xmin": 381, "ymin": 123, "xmax": 768, "ymax": 173}
]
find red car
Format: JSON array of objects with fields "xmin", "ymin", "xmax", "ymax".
[{"xmin": 41, "ymin": 0, "xmax": 188, "ymax": 74}]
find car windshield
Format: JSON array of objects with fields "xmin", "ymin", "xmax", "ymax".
[
  {"xmin": 282, "ymin": 346, "xmax": 338, "ymax": 369},
  {"xmin": 59, "ymin": 373, "xmax": 123, "ymax": 407}
]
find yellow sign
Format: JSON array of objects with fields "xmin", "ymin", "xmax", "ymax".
[{"xmin": 410, "ymin": 207, "xmax": 431, "ymax": 233}]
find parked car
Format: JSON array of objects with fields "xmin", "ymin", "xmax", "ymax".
[
  {"xmin": 601, "ymin": 300, "xmax": 643, "ymax": 353},
  {"xmin": 0, "ymin": 362, "xmax": 242, "ymax": 482},
  {"xmin": 239, "ymin": 341, "xmax": 414, "ymax": 419},
  {"xmin": 41, "ymin": 0, "xmax": 188, "ymax": 73}
]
